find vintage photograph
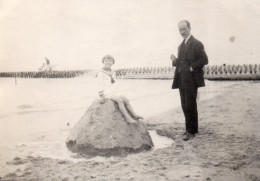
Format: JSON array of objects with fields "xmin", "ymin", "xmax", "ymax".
[{"xmin": 0, "ymin": 0, "xmax": 259, "ymax": 180}]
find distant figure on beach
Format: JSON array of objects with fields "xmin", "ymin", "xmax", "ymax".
[
  {"xmin": 170, "ymin": 20, "xmax": 208, "ymax": 141},
  {"xmin": 96, "ymin": 55, "xmax": 143, "ymax": 124}
]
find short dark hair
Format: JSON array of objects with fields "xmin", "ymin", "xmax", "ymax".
[{"xmin": 178, "ymin": 20, "xmax": 191, "ymax": 29}]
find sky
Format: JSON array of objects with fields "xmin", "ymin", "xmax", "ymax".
[{"xmin": 0, "ymin": 0, "xmax": 260, "ymax": 71}]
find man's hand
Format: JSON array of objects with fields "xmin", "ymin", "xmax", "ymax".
[
  {"xmin": 190, "ymin": 67, "xmax": 193, "ymax": 72},
  {"xmin": 170, "ymin": 54, "xmax": 177, "ymax": 61},
  {"xmin": 170, "ymin": 54, "xmax": 177, "ymax": 66}
]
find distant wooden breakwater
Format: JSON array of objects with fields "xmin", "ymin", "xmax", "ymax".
[
  {"xmin": 0, "ymin": 64, "xmax": 259, "ymax": 80},
  {"xmin": 115, "ymin": 64, "xmax": 260, "ymax": 80},
  {"xmin": 0, "ymin": 70, "xmax": 91, "ymax": 79}
]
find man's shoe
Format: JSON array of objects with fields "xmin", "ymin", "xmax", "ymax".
[
  {"xmin": 183, "ymin": 133, "xmax": 195, "ymax": 141},
  {"xmin": 182, "ymin": 131, "xmax": 188, "ymax": 135}
]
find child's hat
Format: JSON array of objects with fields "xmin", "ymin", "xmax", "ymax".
[{"xmin": 102, "ymin": 55, "xmax": 115, "ymax": 64}]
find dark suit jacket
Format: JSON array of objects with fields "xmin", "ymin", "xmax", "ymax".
[{"xmin": 172, "ymin": 35, "xmax": 208, "ymax": 89}]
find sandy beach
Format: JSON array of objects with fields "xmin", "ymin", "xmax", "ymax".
[{"xmin": 0, "ymin": 79, "xmax": 260, "ymax": 181}]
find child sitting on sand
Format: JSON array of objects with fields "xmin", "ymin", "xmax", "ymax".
[{"xmin": 96, "ymin": 55, "xmax": 143, "ymax": 124}]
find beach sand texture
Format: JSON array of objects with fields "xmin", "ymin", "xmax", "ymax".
[{"xmin": 0, "ymin": 78, "xmax": 259, "ymax": 180}]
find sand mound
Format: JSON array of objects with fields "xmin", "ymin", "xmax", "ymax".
[{"xmin": 66, "ymin": 99, "xmax": 153, "ymax": 156}]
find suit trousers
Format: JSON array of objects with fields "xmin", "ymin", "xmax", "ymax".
[{"xmin": 178, "ymin": 69, "xmax": 198, "ymax": 134}]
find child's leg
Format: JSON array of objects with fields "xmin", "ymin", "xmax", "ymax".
[
  {"xmin": 110, "ymin": 95, "xmax": 136, "ymax": 123},
  {"xmin": 121, "ymin": 95, "xmax": 143, "ymax": 120}
]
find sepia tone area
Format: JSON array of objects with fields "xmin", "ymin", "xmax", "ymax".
[
  {"xmin": 1, "ymin": 0, "xmax": 260, "ymax": 180},
  {"xmin": 0, "ymin": 78, "xmax": 260, "ymax": 180}
]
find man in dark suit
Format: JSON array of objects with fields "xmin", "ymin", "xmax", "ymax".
[{"xmin": 171, "ymin": 20, "xmax": 208, "ymax": 141}]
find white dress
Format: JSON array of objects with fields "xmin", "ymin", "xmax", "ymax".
[{"xmin": 96, "ymin": 69, "xmax": 118, "ymax": 99}]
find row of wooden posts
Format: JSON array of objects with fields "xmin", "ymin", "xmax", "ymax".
[
  {"xmin": 0, "ymin": 70, "xmax": 90, "ymax": 79},
  {"xmin": 115, "ymin": 64, "xmax": 260, "ymax": 80},
  {"xmin": 0, "ymin": 64, "xmax": 260, "ymax": 80}
]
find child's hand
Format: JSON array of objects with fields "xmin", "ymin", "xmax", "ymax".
[
  {"xmin": 98, "ymin": 91, "xmax": 104, "ymax": 98},
  {"xmin": 99, "ymin": 97, "xmax": 105, "ymax": 104},
  {"xmin": 98, "ymin": 92, "xmax": 105, "ymax": 104}
]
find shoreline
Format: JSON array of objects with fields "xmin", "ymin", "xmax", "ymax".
[{"xmin": 2, "ymin": 81, "xmax": 260, "ymax": 180}]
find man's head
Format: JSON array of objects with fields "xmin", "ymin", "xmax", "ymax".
[{"xmin": 178, "ymin": 20, "xmax": 191, "ymax": 39}]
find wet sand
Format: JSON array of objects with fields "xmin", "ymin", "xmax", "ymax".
[{"xmin": 1, "ymin": 80, "xmax": 260, "ymax": 181}]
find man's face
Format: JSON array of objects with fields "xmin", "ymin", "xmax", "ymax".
[{"xmin": 178, "ymin": 22, "xmax": 191, "ymax": 39}]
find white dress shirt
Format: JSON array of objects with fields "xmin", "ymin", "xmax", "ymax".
[
  {"xmin": 184, "ymin": 34, "xmax": 193, "ymax": 71},
  {"xmin": 184, "ymin": 34, "xmax": 192, "ymax": 44}
]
